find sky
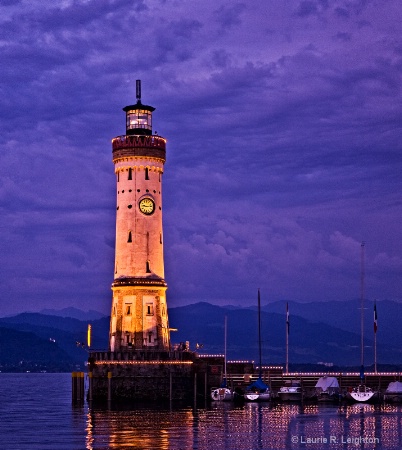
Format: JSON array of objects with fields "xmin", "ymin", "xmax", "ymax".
[{"xmin": 0, "ymin": 0, "xmax": 401, "ymax": 316}]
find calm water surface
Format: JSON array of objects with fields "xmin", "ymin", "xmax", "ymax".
[{"xmin": 0, "ymin": 373, "xmax": 402, "ymax": 449}]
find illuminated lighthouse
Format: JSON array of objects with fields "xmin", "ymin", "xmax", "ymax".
[{"xmin": 109, "ymin": 81, "xmax": 170, "ymax": 351}]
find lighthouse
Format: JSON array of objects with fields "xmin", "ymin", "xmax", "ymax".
[{"xmin": 109, "ymin": 81, "xmax": 170, "ymax": 351}]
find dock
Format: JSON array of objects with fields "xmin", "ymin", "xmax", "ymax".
[{"xmin": 72, "ymin": 351, "xmax": 402, "ymax": 403}]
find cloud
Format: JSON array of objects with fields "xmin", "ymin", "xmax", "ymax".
[
  {"xmin": 0, "ymin": 0, "xmax": 401, "ymax": 316},
  {"xmin": 214, "ymin": 3, "xmax": 247, "ymax": 29},
  {"xmin": 296, "ymin": 1, "xmax": 319, "ymax": 17}
]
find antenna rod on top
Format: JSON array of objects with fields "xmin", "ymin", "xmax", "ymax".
[{"xmin": 136, "ymin": 80, "xmax": 141, "ymax": 102}]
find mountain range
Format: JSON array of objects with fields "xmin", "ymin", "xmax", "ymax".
[{"xmin": 0, "ymin": 300, "xmax": 401, "ymax": 372}]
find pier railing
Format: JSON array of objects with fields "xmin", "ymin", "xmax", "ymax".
[
  {"xmin": 112, "ymin": 134, "xmax": 166, "ymax": 151},
  {"xmin": 112, "ymin": 135, "xmax": 166, "ymax": 161},
  {"xmin": 89, "ymin": 349, "xmax": 195, "ymax": 363}
]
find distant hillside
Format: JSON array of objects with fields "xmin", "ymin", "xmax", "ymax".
[
  {"xmin": 0, "ymin": 301, "xmax": 401, "ymax": 371},
  {"xmin": 0, "ymin": 314, "xmax": 109, "ymax": 372},
  {"xmin": 0, "ymin": 326, "xmax": 76, "ymax": 372},
  {"xmin": 39, "ymin": 307, "xmax": 106, "ymax": 321},
  {"xmin": 168, "ymin": 302, "xmax": 402, "ymax": 367}
]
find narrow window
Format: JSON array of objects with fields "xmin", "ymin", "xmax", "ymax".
[
  {"xmin": 113, "ymin": 306, "xmax": 116, "ymax": 316},
  {"xmin": 128, "ymin": 231, "xmax": 132, "ymax": 243},
  {"xmin": 117, "ymin": 172, "xmax": 120, "ymax": 182},
  {"xmin": 128, "ymin": 167, "xmax": 132, "ymax": 180},
  {"xmin": 145, "ymin": 167, "xmax": 149, "ymax": 180},
  {"xmin": 126, "ymin": 305, "xmax": 131, "ymax": 315},
  {"xmin": 159, "ymin": 173, "xmax": 161, "ymax": 182},
  {"xmin": 146, "ymin": 260, "xmax": 151, "ymax": 273},
  {"xmin": 148, "ymin": 332, "xmax": 152, "ymax": 343},
  {"xmin": 160, "ymin": 232, "xmax": 162, "ymax": 244},
  {"xmin": 147, "ymin": 304, "xmax": 154, "ymax": 315}
]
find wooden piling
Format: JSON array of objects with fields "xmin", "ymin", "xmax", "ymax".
[
  {"xmin": 72, "ymin": 371, "xmax": 85, "ymax": 403},
  {"xmin": 107, "ymin": 371, "xmax": 112, "ymax": 402}
]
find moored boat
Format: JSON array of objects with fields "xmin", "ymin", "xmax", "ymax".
[
  {"xmin": 348, "ymin": 244, "xmax": 377, "ymax": 404},
  {"xmin": 244, "ymin": 289, "xmax": 271, "ymax": 402},
  {"xmin": 211, "ymin": 386, "xmax": 232, "ymax": 401},
  {"xmin": 278, "ymin": 380, "xmax": 303, "ymax": 402},
  {"xmin": 384, "ymin": 381, "xmax": 402, "ymax": 403},
  {"xmin": 349, "ymin": 384, "xmax": 376, "ymax": 402},
  {"xmin": 314, "ymin": 376, "xmax": 340, "ymax": 402},
  {"xmin": 211, "ymin": 316, "xmax": 233, "ymax": 401},
  {"xmin": 244, "ymin": 377, "xmax": 270, "ymax": 401}
]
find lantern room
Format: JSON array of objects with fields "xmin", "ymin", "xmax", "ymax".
[{"xmin": 123, "ymin": 80, "xmax": 155, "ymax": 136}]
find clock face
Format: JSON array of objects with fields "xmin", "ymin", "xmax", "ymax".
[{"xmin": 139, "ymin": 197, "xmax": 155, "ymax": 215}]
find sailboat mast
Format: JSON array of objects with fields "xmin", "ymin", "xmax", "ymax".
[
  {"xmin": 286, "ymin": 302, "xmax": 289, "ymax": 374},
  {"xmin": 360, "ymin": 241, "xmax": 365, "ymax": 368},
  {"xmin": 224, "ymin": 315, "xmax": 227, "ymax": 379},
  {"xmin": 258, "ymin": 289, "xmax": 262, "ymax": 378},
  {"xmin": 374, "ymin": 314, "xmax": 377, "ymax": 373}
]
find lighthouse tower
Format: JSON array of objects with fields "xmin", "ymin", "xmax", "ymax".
[{"xmin": 109, "ymin": 81, "xmax": 170, "ymax": 352}]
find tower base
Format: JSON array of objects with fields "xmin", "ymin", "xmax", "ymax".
[{"xmin": 110, "ymin": 280, "xmax": 170, "ymax": 352}]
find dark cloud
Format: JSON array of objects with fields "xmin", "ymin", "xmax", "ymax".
[
  {"xmin": 334, "ymin": 7, "xmax": 350, "ymax": 18},
  {"xmin": 214, "ymin": 3, "xmax": 247, "ymax": 29},
  {"xmin": 297, "ymin": 1, "xmax": 319, "ymax": 17},
  {"xmin": 334, "ymin": 31, "xmax": 352, "ymax": 40}
]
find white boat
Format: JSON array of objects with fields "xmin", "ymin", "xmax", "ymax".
[
  {"xmin": 348, "ymin": 244, "xmax": 377, "ymax": 403},
  {"xmin": 244, "ymin": 289, "xmax": 271, "ymax": 402},
  {"xmin": 315, "ymin": 376, "xmax": 340, "ymax": 402},
  {"xmin": 278, "ymin": 380, "xmax": 303, "ymax": 402},
  {"xmin": 211, "ymin": 386, "xmax": 232, "ymax": 401},
  {"xmin": 211, "ymin": 316, "xmax": 233, "ymax": 401},
  {"xmin": 349, "ymin": 384, "xmax": 375, "ymax": 402},
  {"xmin": 384, "ymin": 381, "xmax": 402, "ymax": 403},
  {"xmin": 244, "ymin": 377, "xmax": 270, "ymax": 401}
]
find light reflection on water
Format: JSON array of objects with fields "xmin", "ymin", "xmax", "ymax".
[
  {"xmin": 1, "ymin": 374, "xmax": 402, "ymax": 449},
  {"xmin": 86, "ymin": 401, "xmax": 402, "ymax": 449}
]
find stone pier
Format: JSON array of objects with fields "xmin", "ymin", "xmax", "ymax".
[{"xmin": 88, "ymin": 350, "xmax": 213, "ymax": 402}]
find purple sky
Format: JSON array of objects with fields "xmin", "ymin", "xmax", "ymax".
[{"xmin": 1, "ymin": 0, "xmax": 401, "ymax": 316}]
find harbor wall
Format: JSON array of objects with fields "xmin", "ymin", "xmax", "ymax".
[
  {"xmin": 90, "ymin": 361, "xmax": 194, "ymax": 401},
  {"xmin": 87, "ymin": 351, "xmax": 218, "ymax": 401},
  {"xmin": 85, "ymin": 352, "xmax": 254, "ymax": 402},
  {"xmin": 79, "ymin": 351, "xmax": 402, "ymax": 402}
]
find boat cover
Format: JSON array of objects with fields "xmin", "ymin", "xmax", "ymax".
[
  {"xmin": 315, "ymin": 377, "xmax": 339, "ymax": 389},
  {"xmin": 246, "ymin": 377, "xmax": 269, "ymax": 391},
  {"xmin": 386, "ymin": 381, "xmax": 402, "ymax": 393}
]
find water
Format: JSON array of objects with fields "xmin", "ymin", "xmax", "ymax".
[{"xmin": 0, "ymin": 373, "xmax": 402, "ymax": 449}]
